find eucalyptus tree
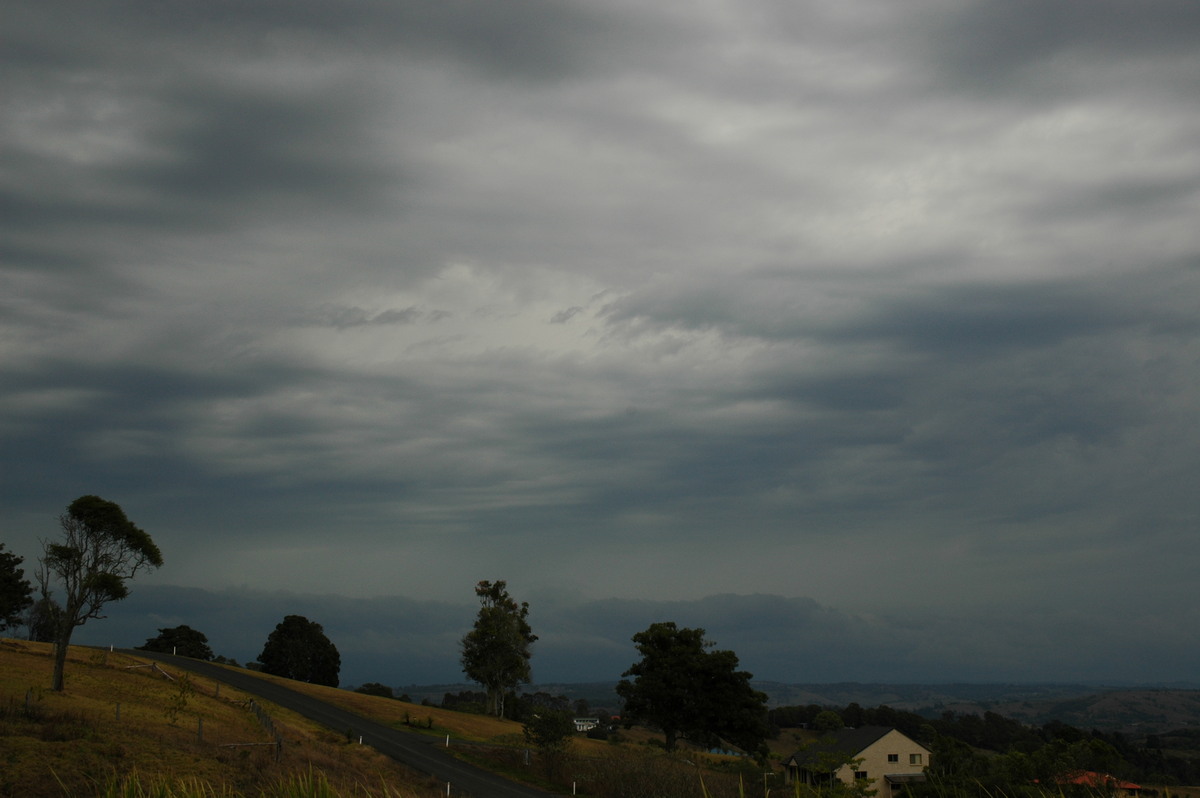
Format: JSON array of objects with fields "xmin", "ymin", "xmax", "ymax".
[
  {"xmin": 39, "ymin": 495, "xmax": 163, "ymax": 690},
  {"xmin": 460, "ymin": 580, "xmax": 538, "ymax": 717}
]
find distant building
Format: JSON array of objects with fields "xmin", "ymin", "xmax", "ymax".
[
  {"xmin": 573, "ymin": 717, "xmax": 600, "ymax": 732},
  {"xmin": 783, "ymin": 726, "xmax": 930, "ymax": 798},
  {"xmin": 1056, "ymin": 771, "xmax": 1142, "ymax": 797}
]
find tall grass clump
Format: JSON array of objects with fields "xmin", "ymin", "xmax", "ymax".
[
  {"xmin": 90, "ymin": 774, "xmax": 238, "ymax": 797},
  {"xmin": 91, "ymin": 770, "xmax": 418, "ymax": 798},
  {"xmin": 256, "ymin": 768, "xmax": 417, "ymax": 798},
  {"xmin": 572, "ymin": 748, "xmax": 751, "ymax": 798}
]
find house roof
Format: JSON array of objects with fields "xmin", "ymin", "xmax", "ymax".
[
  {"xmin": 1058, "ymin": 771, "xmax": 1142, "ymax": 791},
  {"xmin": 785, "ymin": 726, "xmax": 900, "ymax": 769}
]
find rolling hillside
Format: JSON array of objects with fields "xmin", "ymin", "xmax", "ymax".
[{"xmin": 0, "ymin": 639, "xmax": 457, "ymax": 798}]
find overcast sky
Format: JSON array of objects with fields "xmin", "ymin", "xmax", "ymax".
[{"xmin": 5, "ymin": 0, "xmax": 1200, "ymax": 689}]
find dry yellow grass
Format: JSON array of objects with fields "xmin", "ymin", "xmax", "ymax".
[
  {"xmin": 1, "ymin": 637, "xmax": 808, "ymax": 798},
  {"xmin": 273, "ymin": 676, "xmax": 636, "ymax": 764},
  {"xmin": 257, "ymin": 676, "xmax": 524, "ymax": 744},
  {"xmin": 0, "ymin": 639, "xmax": 446, "ymax": 798}
]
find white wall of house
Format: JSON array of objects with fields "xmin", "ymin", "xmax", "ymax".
[{"xmin": 836, "ymin": 729, "xmax": 930, "ymax": 797}]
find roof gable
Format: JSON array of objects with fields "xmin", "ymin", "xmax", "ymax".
[{"xmin": 785, "ymin": 727, "xmax": 921, "ymax": 769}]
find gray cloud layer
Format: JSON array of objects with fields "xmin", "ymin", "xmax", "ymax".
[
  {"xmin": 5, "ymin": 0, "xmax": 1200, "ymax": 683},
  {"xmin": 74, "ymin": 586, "xmax": 1200, "ymax": 688}
]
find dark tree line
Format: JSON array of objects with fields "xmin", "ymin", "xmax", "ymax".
[
  {"xmin": 136, "ymin": 616, "xmax": 341, "ymax": 689},
  {"xmin": 0, "ymin": 543, "xmax": 33, "ymax": 632},
  {"xmin": 769, "ymin": 702, "xmax": 1200, "ymax": 788},
  {"xmin": 139, "ymin": 624, "xmax": 214, "ymax": 660},
  {"xmin": 440, "ymin": 688, "xmax": 575, "ymax": 722}
]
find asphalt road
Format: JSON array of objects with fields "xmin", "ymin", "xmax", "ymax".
[{"xmin": 119, "ymin": 649, "xmax": 555, "ymax": 798}]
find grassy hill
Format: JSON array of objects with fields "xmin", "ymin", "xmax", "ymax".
[
  {"xmin": 0, "ymin": 639, "xmax": 491, "ymax": 797},
  {"xmin": 0, "ymin": 639, "xmax": 763, "ymax": 798},
  {"xmin": 18, "ymin": 637, "xmax": 1198, "ymax": 798}
]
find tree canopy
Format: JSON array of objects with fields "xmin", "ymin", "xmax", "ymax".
[
  {"xmin": 258, "ymin": 615, "xmax": 341, "ymax": 687},
  {"xmin": 813, "ymin": 709, "xmax": 845, "ymax": 733},
  {"xmin": 0, "ymin": 543, "xmax": 33, "ymax": 632},
  {"xmin": 460, "ymin": 580, "xmax": 538, "ymax": 717},
  {"xmin": 354, "ymin": 682, "xmax": 396, "ymax": 699},
  {"xmin": 523, "ymin": 708, "xmax": 576, "ymax": 779},
  {"xmin": 616, "ymin": 621, "xmax": 769, "ymax": 756},
  {"xmin": 139, "ymin": 624, "xmax": 214, "ymax": 660},
  {"xmin": 25, "ymin": 595, "xmax": 60, "ymax": 643},
  {"xmin": 38, "ymin": 495, "xmax": 163, "ymax": 691}
]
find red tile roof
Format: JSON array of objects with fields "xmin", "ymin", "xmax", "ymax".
[{"xmin": 1058, "ymin": 771, "xmax": 1142, "ymax": 791}]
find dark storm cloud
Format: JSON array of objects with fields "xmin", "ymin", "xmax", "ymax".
[
  {"xmin": 72, "ymin": 585, "xmax": 470, "ymax": 686},
  {"xmin": 5, "ymin": 0, "xmax": 1200, "ymax": 686},
  {"xmin": 850, "ymin": 280, "xmax": 1135, "ymax": 356},
  {"xmin": 934, "ymin": 0, "xmax": 1200, "ymax": 92},
  {"xmin": 126, "ymin": 86, "xmax": 398, "ymax": 216},
  {"xmin": 3, "ymin": 0, "xmax": 627, "ymax": 79},
  {"xmin": 75, "ymin": 587, "xmax": 1200, "ymax": 687},
  {"xmin": 3, "ymin": 84, "xmax": 400, "ymax": 237},
  {"xmin": 308, "ymin": 305, "xmax": 429, "ymax": 329}
]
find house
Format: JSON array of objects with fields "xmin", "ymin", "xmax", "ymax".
[{"xmin": 783, "ymin": 727, "xmax": 930, "ymax": 798}]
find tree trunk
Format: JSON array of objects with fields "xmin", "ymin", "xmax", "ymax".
[
  {"xmin": 50, "ymin": 613, "xmax": 75, "ymax": 691},
  {"xmin": 51, "ymin": 638, "xmax": 69, "ymax": 691},
  {"xmin": 493, "ymin": 688, "xmax": 505, "ymax": 718}
]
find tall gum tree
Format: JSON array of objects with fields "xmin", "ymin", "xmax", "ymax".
[
  {"xmin": 39, "ymin": 495, "xmax": 163, "ymax": 691},
  {"xmin": 460, "ymin": 580, "xmax": 537, "ymax": 717}
]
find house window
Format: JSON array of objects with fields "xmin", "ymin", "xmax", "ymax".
[
  {"xmin": 888, "ymin": 754, "xmax": 899, "ymax": 763},
  {"xmin": 854, "ymin": 772, "xmax": 868, "ymax": 780},
  {"xmin": 909, "ymin": 754, "xmax": 923, "ymax": 765}
]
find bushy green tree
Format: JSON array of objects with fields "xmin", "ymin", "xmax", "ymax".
[
  {"xmin": 139, "ymin": 624, "xmax": 214, "ymax": 660},
  {"xmin": 523, "ymin": 708, "xmax": 576, "ymax": 779},
  {"xmin": 38, "ymin": 495, "xmax": 163, "ymax": 691},
  {"xmin": 813, "ymin": 710, "xmax": 844, "ymax": 733},
  {"xmin": 258, "ymin": 615, "xmax": 341, "ymax": 687},
  {"xmin": 0, "ymin": 543, "xmax": 34, "ymax": 632},
  {"xmin": 355, "ymin": 682, "xmax": 395, "ymax": 698},
  {"xmin": 616, "ymin": 621, "xmax": 769, "ymax": 756},
  {"xmin": 460, "ymin": 580, "xmax": 537, "ymax": 717}
]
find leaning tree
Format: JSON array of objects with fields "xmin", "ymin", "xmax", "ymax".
[{"xmin": 39, "ymin": 495, "xmax": 163, "ymax": 691}]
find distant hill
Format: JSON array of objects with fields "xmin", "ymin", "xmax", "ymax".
[
  {"xmin": 976, "ymin": 689, "xmax": 1200, "ymax": 736},
  {"xmin": 753, "ymin": 683, "xmax": 1200, "ymax": 737},
  {"xmin": 396, "ymin": 681, "xmax": 1200, "ymax": 737},
  {"xmin": 754, "ymin": 683, "xmax": 1200, "ymax": 737},
  {"xmin": 750, "ymin": 681, "xmax": 1114, "ymax": 710}
]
